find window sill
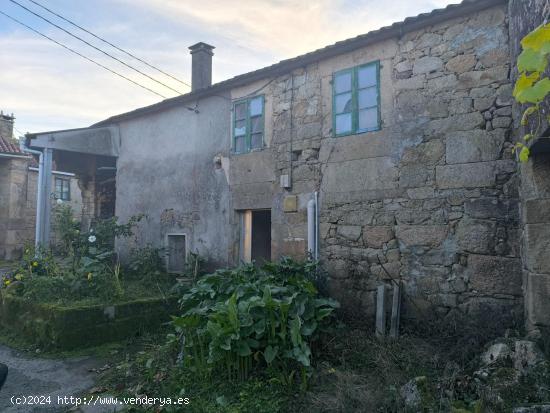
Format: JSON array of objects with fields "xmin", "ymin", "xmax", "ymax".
[
  {"xmin": 333, "ymin": 126, "xmax": 381, "ymax": 138},
  {"xmin": 232, "ymin": 147, "xmax": 265, "ymax": 155}
]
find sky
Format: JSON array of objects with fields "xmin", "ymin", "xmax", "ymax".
[{"xmin": 0, "ymin": 0, "xmax": 458, "ymax": 135}]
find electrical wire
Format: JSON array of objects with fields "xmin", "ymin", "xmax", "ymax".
[
  {"xmin": 26, "ymin": 0, "xmax": 191, "ymax": 89},
  {"xmin": 0, "ymin": 10, "xmax": 168, "ymax": 98},
  {"xmin": 8, "ymin": 0, "xmax": 185, "ymax": 95}
]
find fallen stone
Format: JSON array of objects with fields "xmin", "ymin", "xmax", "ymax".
[
  {"xmin": 514, "ymin": 340, "xmax": 546, "ymax": 374},
  {"xmin": 400, "ymin": 376, "xmax": 428, "ymax": 409},
  {"xmin": 481, "ymin": 343, "xmax": 512, "ymax": 366}
]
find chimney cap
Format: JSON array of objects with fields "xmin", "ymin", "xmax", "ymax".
[{"xmin": 189, "ymin": 42, "xmax": 215, "ymax": 55}]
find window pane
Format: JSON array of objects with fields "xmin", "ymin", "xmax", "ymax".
[
  {"xmin": 335, "ymin": 92, "xmax": 352, "ymax": 114},
  {"xmin": 251, "ymin": 116, "xmax": 263, "ymax": 133},
  {"xmin": 251, "ymin": 133, "xmax": 263, "ymax": 149},
  {"xmin": 334, "ymin": 72, "xmax": 352, "ymax": 93},
  {"xmin": 358, "ymin": 65, "xmax": 377, "ymax": 88},
  {"xmin": 358, "ymin": 108, "xmax": 378, "ymax": 130},
  {"xmin": 235, "ymin": 103, "xmax": 246, "ymax": 120},
  {"xmin": 64, "ymin": 183, "xmax": 70, "ymax": 200},
  {"xmin": 235, "ymin": 136, "xmax": 246, "ymax": 153},
  {"xmin": 358, "ymin": 87, "xmax": 377, "ymax": 109},
  {"xmin": 234, "ymin": 119, "xmax": 246, "ymax": 136},
  {"xmin": 249, "ymin": 96, "xmax": 263, "ymax": 117},
  {"xmin": 335, "ymin": 113, "xmax": 352, "ymax": 134}
]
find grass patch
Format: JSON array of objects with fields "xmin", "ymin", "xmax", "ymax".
[{"xmin": 93, "ymin": 323, "xmax": 550, "ymax": 413}]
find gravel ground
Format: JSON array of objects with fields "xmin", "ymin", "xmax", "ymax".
[{"xmin": 0, "ymin": 344, "xmax": 116, "ymax": 413}]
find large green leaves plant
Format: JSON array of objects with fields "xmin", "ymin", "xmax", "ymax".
[
  {"xmin": 172, "ymin": 258, "xmax": 339, "ymax": 387},
  {"xmin": 513, "ymin": 23, "xmax": 550, "ymax": 161}
]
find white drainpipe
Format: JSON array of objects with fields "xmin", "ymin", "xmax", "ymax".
[
  {"xmin": 315, "ymin": 191, "xmax": 319, "ymax": 261},
  {"xmin": 307, "ymin": 192, "xmax": 319, "ymax": 261},
  {"xmin": 19, "ymin": 138, "xmax": 47, "ymax": 249}
]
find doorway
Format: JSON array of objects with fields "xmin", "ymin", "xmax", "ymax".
[{"xmin": 241, "ymin": 210, "xmax": 271, "ymax": 264}]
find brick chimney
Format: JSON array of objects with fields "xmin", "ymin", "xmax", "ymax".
[
  {"xmin": 189, "ymin": 42, "xmax": 215, "ymax": 91},
  {"xmin": 0, "ymin": 111, "xmax": 15, "ymax": 140}
]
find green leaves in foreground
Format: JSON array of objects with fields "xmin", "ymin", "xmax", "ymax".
[
  {"xmin": 172, "ymin": 258, "xmax": 339, "ymax": 384},
  {"xmin": 513, "ymin": 22, "xmax": 550, "ymax": 162}
]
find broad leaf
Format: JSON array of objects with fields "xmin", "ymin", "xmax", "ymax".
[
  {"xmin": 290, "ymin": 317, "xmax": 302, "ymax": 347},
  {"xmin": 522, "ymin": 23, "xmax": 550, "ymax": 54},
  {"xmin": 235, "ymin": 340, "xmax": 252, "ymax": 356},
  {"xmin": 518, "ymin": 48, "xmax": 549, "ymax": 73},
  {"xmin": 516, "ymin": 78, "xmax": 550, "ymax": 104},
  {"xmin": 513, "ymin": 72, "xmax": 540, "ymax": 100},
  {"xmin": 519, "ymin": 146, "xmax": 530, "ymax": 163},
  {"xmin": 264, "ymin": 345, "xmax": 278, "ymax": 363}
]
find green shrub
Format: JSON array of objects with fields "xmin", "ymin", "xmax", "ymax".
[
  {"xmin": 172, "ymin": 258, "xmax": 339, "ymax": 388},
  {"xmin": 1, "ymin": 209, "xmax": 173, "ymax": 306},
  {"xmin": 127, "ymin": 245, "xmax": 166, "ymax": 277}
]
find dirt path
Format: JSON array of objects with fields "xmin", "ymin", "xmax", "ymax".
[{"xmin": 0, "ymin": 344, "xmax": 113, "ymax": 412}]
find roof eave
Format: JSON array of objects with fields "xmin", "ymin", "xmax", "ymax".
[{"xmin": 89, "ymin": 0, "xmax": 505, "ymax": 127}]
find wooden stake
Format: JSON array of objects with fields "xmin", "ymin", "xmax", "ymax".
[
  {"xmin": 390, "ymin": 282, "xmax": 401, "ymax": 339},
  {"xmin": 376, "ymin": 284, "xmax": 387, "ymax": 338}
]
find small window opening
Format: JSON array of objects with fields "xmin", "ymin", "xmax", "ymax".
[
  {"xmin": 54, "ymin": 177, "xmax": 71, "ymax": 201},
  {"xmin": 167, "ymin": 234, "xmax": 186, "ymax": 273}
]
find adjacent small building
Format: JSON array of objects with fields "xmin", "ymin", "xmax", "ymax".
[
  {"xmin": 24, "ymin": 0, "xmax": 550, "ymax": 334},
  {"xmin": 0, "ymin": 112, "xmax": 82, "ymax": 259}
]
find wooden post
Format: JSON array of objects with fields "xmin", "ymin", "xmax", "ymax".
[
  {"xmin": 390, "ymin": 282, "xmax": 401, "ymax": 339},
  {"xmin": 376, "ymin": 284, "xmax": 387, "ymax": 338}
]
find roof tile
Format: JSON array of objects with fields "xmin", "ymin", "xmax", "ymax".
[{"xmin": 0, "ymin": 137, "xmax": 23, "ymax": 154}]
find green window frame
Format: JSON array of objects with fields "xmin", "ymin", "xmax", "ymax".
[
  {"xmin": 54, "ymin": 177, "xmax": 70, "ymax": 201},
  {"xmin": 332, "ymin": 61, "xmax": 381, "ymax": 137},
  {"xmin": 232, "ymin": 95, "xmax": 265, "ymax": 154}
]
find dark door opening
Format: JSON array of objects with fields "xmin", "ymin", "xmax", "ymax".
[
  {"xmin": 251, "ymin": 210, "xmax": 271, "ymax": 264},
  {"xmin": 241, "ymin": 209, "xmax": 271, "ymax": 264}
]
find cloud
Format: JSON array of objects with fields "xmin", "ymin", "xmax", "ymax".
[
  {"xmin": 0, "ymin": 32, "xmax": 163, "ymax": 133},
  {"xmin": 0, "ymin": 0, "xmax": 458, "ymax": 133},
  {"xmin": 120, "ymin": 0, "xmax": 457, "ymax": 57}
]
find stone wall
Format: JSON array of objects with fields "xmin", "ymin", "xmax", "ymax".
[
  {"xmin": 0, "ymin": 157, "xmax": 34, "ymax": 259},
  {"xmin": 228, "ymin": 3, "xmax": 522, "ymax": 326},
  {"xmin": 0, "ymin": 157, "xmax": 83, "ymax": 260},
  {"xmin": 509, "ymin": 0, "xmax": 550, "ymax": 332}
]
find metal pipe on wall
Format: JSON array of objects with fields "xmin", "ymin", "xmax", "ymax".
[
  {"xmin": 307, "ymin": 192, "xmax": 319, "ymax": 261},
  {"xmin": 19, "ymin": 138, "xmax": 53, "ymax": 249},
  {"xmin": 19, "ymin": 138, "xmax": 43, "ymax": 249}
]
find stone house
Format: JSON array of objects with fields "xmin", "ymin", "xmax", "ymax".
[
  {"xmin": 0, "ymin": 113, "xmax": 83, "ymax": 259},
  {"xmin": 25, "ymin": 0, "xmax": 550, "ymax": 333}
]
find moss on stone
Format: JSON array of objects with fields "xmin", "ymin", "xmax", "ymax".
[{"xmin": 0, "ymin": 292, "xmax": 179, "ymax": 350}]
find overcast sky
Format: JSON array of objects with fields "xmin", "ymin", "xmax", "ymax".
[{"xmin": 0, "ymin": 0, "xmax": 457, "ymax": 135}]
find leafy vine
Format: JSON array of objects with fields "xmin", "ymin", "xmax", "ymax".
[{"xmin": 513, "ymin": 22, "xmax": 550, "ymax": 162}]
